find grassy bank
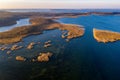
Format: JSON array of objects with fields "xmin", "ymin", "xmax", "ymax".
[{"xmin": 0, "ymin": 17, "xmax": 84, "ymax": 44}]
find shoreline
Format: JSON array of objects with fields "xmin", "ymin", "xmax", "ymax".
[
  {"xmin": 0, "ymin": 11, "xmax": 120, "ymax": 27},
  {"xmin": 0, "ymin": 17, "xmax": 84, "ymax": 44}
]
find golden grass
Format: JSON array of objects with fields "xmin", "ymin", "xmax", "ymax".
[
  {"xmin": 0, "ymin": 17, "xmax": 84, "ymax": 44},
  {"xmin": 93, "ymin": 28, "xmax": 120, "ymax": 43},
  {"xmin": 59, "ymin": 24, "xmax": 84, "ymax": 39}
]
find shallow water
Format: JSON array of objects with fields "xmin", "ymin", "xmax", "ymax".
[
  {"xmin": 0, "ymin": 18, "xmax": 30, "ymax": 32},
  {"xmin": 0, "ymin": 15, "xmax": 120, "ymax": 80}
]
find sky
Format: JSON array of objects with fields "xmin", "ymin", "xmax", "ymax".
[{"xmin": 0, "ymin": 0, "xmax": 120, "ymax": 9}]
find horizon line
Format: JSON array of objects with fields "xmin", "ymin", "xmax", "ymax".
[{"xmin": 1, "ymin": 8, "xmax": 120, "ymax": 10}]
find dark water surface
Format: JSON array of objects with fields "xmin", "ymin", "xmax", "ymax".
[{"xmin": 0, "ymin": 15, "xmax": 120, "ymax": 80}]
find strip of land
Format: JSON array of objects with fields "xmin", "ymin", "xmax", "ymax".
[
  {"xmin": 0, "ymin": 11, "xmax": 119, "ymax": 27},
  {"xmin": 93, "ymin": 28, "xmax": 120, "ymax": 43},
  {"xmin": 0, "ymin": 17, "xmax": 84, "ymax": 44}
]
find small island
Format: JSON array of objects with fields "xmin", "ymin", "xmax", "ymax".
[
  {"xmin": 0, "ymin": 17, "xmax": 84, "ymax": 44},
  {"xmin": 93, "ymin": 28, "xmax": 120, "ymax": 43}
]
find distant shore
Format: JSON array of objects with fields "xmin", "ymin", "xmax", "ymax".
[{"xmin": 0, "ymin": 11, "xmax": 120, "ymax": 27}]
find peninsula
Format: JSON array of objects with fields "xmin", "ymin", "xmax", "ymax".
[
  {"xmin": 0, "ymin": 17, "xmax": 84, "ymax": 44},
  {"xmin": 93, "ymin": 28, "xmax": 120, "ymax": 43}
]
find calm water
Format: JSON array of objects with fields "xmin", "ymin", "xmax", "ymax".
[
  {"xmin": 0, "ymin": 15, "xmax": 120, "ymax": 80},
  {"xmin": 0, "ymin": 18, "xmax": 30, "ymax": 32}
]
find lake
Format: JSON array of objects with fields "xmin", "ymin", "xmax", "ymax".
[
  {"xmin": 0, "ymin": 18, "xmax": 30, "ymax": 32},
  {"xmin": 0, "ymin": 15, "xmax": 120, "ymax": 80}
]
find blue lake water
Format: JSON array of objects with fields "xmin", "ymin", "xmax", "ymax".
[
  {"xmin": 58, "ymin": 15, "xmax": 120, "ymax": 80},
  {"xmin": 0, "ymin": 15, "xmax": 120, "ymax": 80},
  {"xmin": 0, "ymin": 18, "xmax": 30, "ymax": 32}
]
